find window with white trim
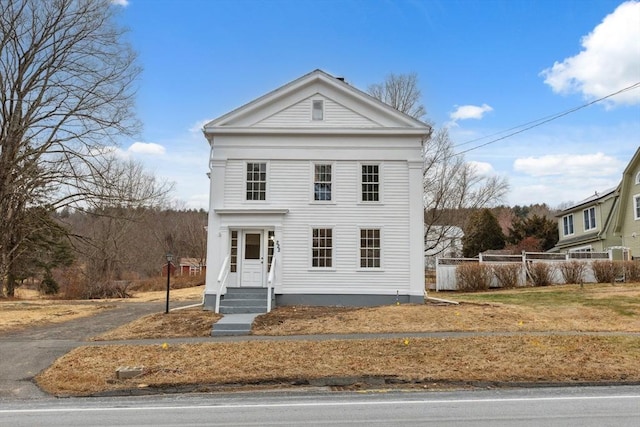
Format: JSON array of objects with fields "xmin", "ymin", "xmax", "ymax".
[
  {"xmin": 635, "ymin": 194, "xmax": 640, "ymax": 220},
  {"xmin": 562, "ymin": 214, "xmax": 574, "ymax": 236},
  {"xmin": 313, "ymin": 163, "xmax": 332, "ymax": 201},
  {"xmin": 246, "ymin": 162, "xmax": 266, "ymax": 201},
  {"xmin": 311, "ymin": 228, "xmax": 332, "ymax": 268},
  {"xmin": 635, "ymin": 171, "xmax": 640, "ymax": 185},
  {"xmin": 583, "ymin": 207, "xmax": 596, "ymax": 231},
  {"xmin": 361, "ymin": 164, "xmax": 380, "ymax": 202},
  {"xmin": 360, "ymin": 228, "xmax": 381, "ymax": 268},
  {"xmin": 312, "ymin": 100, "xmax": 324, "ymax": 121}
]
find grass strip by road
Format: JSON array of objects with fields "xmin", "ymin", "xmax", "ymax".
[{"xmin": 36, "ymin": 335, "xmax": 640, "ymax": 396}]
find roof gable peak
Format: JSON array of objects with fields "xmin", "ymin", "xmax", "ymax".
[{"xmin": 204, "ymin": 69, "xmax": 430, "ymax": 132}]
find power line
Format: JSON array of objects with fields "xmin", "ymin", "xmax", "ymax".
[{"xmin": 452, "ymin": 81, "xmax": 640, "ymax": 156}]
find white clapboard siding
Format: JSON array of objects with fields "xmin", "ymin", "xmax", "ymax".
[
  {"xmin": 256, "ymin": 97, "xmax": 379, "ymax": 128},
  {"xmin": 220, "ymin": 159, "xmax": 411, "ymax": 294},
  {"xmin": 268, "ymin": 160, "xmax": 410, "ymax": 295}
]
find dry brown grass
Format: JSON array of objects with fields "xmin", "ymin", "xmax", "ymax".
[
  {"xmin": 253, "ymin": 283, "xmax": 640, "ymax": 335},
  {"xmin": 0, "ymin": 286, "xmax": 203, "ymax": 333},
  {"xmin": 36, "ymin": 335, "xmax": 640, "ymax": 396},
  {"xmin": 0, "ymin": 301, "xmax": 111, "ymax": 333},
  {"xmin": 125, "ymin": 285, "xmax": 204, "ymax": 303},
  {"xmin": 85, "ymin": 283, "xmax": 640, "ymax": 340},
  {"xmin": 91, "ymin": 308, "xmax": 221, "ymax": 341},
  {"xmin": 15, "ymin": 282, "xmax": 640, "ymax": 396}
]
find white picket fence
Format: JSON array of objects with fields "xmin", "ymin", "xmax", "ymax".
[{"xmin": 435, "ymin": 251, "xmax": 610, "ymax": 291}]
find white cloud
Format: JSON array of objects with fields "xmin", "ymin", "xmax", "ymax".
[
  {"xmin": 110, "ymin": 0, "xmax": 129, "ymax": 6},
  {"xmin": 189, "ymin": 118, "xmax": 214, "ymax": 134},
  {"xmin": 513, "ymin": 152, "xmax": 621, "ymax": 177},
  {"xmin": 449, "ymin": 104, "xmax": 493, "ymax": 124},
  {"xmin": 127, "ymin": 142, "xmax": 166, "ymax": 155},
  {"xmin": 468, "ymin": 160, "xmax": 495, "ymax": 176},
  {"xmin": 541, "ymin": 1, "xmax": 640, "ymax": 106}
]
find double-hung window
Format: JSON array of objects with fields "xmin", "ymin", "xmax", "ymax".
[
  {"xmin": 313, "ymin": 163, "xmax": 332, "ymax": 201},
  {"xmin": 311, "ymin": 228, "xmax": 332, "ymax": 268},
  {"xmin": 634, "ymin": 194, "xmax": 640, "ymax": 220},
  {"xmin": 583, "ymin": 207, "xmax": 596, "ymax": 231},
  {"xmin": 246, "ymin": 162, "xmax": 266, "ymax": 201},
  {"xmin": 361, "ymin": 164, "xmax": 380, "ymax": 202},
  {"xmin": 562, "ymin": 214, "xmax": 574, "ymax": 236},
  {"xmin": 360, "ymin": 228, "xmax": 381, "ymax": 268}
]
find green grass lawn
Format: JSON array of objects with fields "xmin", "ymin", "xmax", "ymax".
[{"xmin": 455, "ymin": 283, "xmax": 640, "ymax": 317}]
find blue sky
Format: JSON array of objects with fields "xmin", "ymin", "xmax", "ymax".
[{"xmin": 110, "ymin": 0, "xmax": 639, "ymax": 210}]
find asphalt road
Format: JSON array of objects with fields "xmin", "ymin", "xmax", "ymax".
[{"xmin": 1, "ymin": 386, "xmax": 639, "ymax": 426}]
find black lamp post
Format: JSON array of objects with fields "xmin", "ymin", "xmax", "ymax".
[{"xmin": 165, "ymin": 253, "xmax": 173, "ymax": 314}]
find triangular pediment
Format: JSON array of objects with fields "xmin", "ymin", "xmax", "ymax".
[
  {"xmin": 204, "ymin": 70, "xmax": 430, "ymax": 134},
  {"xmin": 255, "ymin": 94, "xmax": 379, "ymax": 128}
]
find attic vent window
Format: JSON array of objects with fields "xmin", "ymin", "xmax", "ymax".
[{"xmin": 312, "ymin": 100, "xmax": 324, "ymax": 121}]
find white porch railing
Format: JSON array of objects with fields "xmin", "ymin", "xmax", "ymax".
[
  {"xmin": 215, "ymin": 255, "xmax": 230, "ymax": 314},
  {"xmin": 266, "ymin": 255, "xmax": 276, "ymax": 313}
]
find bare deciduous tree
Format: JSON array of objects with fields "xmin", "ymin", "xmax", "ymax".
[
  {"xmin": 368, "ymin": 72, "xmax": 427, "ymax": 121},
  {"xmin": 368, "ymin": 73, "xmax": 509, "ymax": 259},
  {"xmin": 423, "ymin": 128, "xmax": 509, "ymax": 256},
  {"xmin": 0, "ymin": 0, "xmax": 141, "ymax": 296},
  {"xmin": 70, "ymin": 155, "xmax": 172, "ymax": 297}
]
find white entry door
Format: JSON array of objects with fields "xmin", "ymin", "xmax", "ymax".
[{"xmin": 241, "ymin": 231, "xmax": 263, "ymax": 287}]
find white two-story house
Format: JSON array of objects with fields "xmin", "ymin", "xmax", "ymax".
[{"xmin": 202, "ymin": 70, "xmax": 431, "ymax": 311}]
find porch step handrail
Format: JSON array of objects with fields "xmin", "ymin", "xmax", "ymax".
[
  {"xmin": 267, "ymin": 255, "xmax": 276, "ymax": 313},
  {"xmin": 215, "ymin": 255, "xmax": 230, "ymax": 314}
]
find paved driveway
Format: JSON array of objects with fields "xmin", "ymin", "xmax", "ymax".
[{"xmin": 0, "ymin": 301, "xmax": 183, "ymax": 400}]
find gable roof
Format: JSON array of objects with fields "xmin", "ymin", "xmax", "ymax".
[
  {"xmin": 556, "ymin": 186, "xmax": 618, "ymax": 215},
  {"xmin": 203, "ymin": 69, "xmax": 431, "ymax": 137},
  {"xmin": 613, "ymin": 146, "xmax": 640, "ymax": 234}
]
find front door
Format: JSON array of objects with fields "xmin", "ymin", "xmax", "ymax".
[{"xmin": 241, "ymin": 231, "xmax": 263, "ymax": 287}]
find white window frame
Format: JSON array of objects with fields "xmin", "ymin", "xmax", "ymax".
[
  {"xmin": 583, "ymin": 206, "xmax": 596, "ymax": 231},
  {"xmin": 359, "ymin": 227, "xmax": 382, "ymax": 270},
  {"xmin": 359, "ymin": 162, "xmax": 382, "ymax": 203},
  {"xmin": 635, "ymin": 171, "xmax": 640, "ymax": 185},
  {"xmin": 310, "ymin": 227, "xmax": 334, "ymax": 269},
  {"xmin": 634, "ymin": 193, "xmax": 640, "ymax": 220},
  {"xmin": 245, "ymin": 161, "xmax": 268, "ymax": 202},
  {"xmin": 562, "ymin": 214, "xmax": 574, "ymax": 236},
  {"xmin": 311, "ymin": 99, "xmax": 324, "ymax": 121},
  {"xmin": 311, "ymin": 162, "xmax": 334, "ymax": 203},
  {"xmin": 570, "ymin": 245, "xmax": 592, "ymax": 253}
]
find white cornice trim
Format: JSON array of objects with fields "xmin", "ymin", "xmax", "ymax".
[
  {"xmin": 205, "ymin": 127, "xmax": 430, "ymax": 136},
  {"xmin": 214, "ymin": 208, "xmax": 290, "ymax": 215}
]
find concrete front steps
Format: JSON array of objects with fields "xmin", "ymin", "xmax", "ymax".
[{"xmin": 211, "ymin": 287, "xmax": 269, "ymax": 336}]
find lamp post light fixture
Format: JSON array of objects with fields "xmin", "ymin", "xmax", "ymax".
[{"xmin": 165, "ymin": 253, "xmax": 173, "ymax": 314}]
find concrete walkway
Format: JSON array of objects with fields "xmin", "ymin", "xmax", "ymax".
[{"xmin": 211, "ymin": 313, "xmax": 261, "ymax": 336}]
